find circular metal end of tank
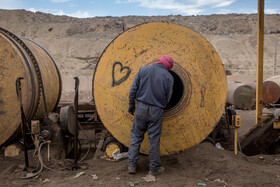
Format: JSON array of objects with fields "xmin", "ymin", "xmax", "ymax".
[
  {"xmin": 0, "ymin": 31, "xmax": 35, "ymax": 146},
  {"xmin": 0, "ymin": 28, "xmax": 61, "ymax": 146},
  {"xmin": 59, "ymin": 105, "xmax": 76, "ymax": 136},
  {"xmin": 227, "ymin": 82, "xmax": 255, "ymax": 109},
  {"xmin": 93, "ymin": 22, "xmax": 227, "ymax": 155}
]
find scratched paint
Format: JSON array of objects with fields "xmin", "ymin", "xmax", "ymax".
[
  {"xmin": 93, "ymin": 22, "xmax": 227, "ymax": 155},
  {"xmin": 0, "ymin": 30, "xmax": 61, "ymax": 146}
]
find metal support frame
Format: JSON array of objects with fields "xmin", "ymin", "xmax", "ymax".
[
  {"xmin": 256, "ymin": 0, "xmax": 265, "ymax": 124},
  {"xmin": 72, "ymin": 77, "xmax": 80, "ymax": 170},
  {"xmin": 274, "ymin": 40, "xmax": 278, "ymax": 75},
  {"xmin": 16, "ymin": 77, "xmax": 29, "ymax": 170}
]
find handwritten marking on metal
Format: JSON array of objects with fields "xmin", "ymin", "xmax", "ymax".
[
  {"xmin": 200, "ymin": 85, "xmax": 206, "ymax": 107},
  {"xmin": 112, "ymin": 62, "xmax": 131, "ymax": 87}
]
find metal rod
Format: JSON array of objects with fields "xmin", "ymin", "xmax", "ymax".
[
  {"xmin": 234, "ymin": 127, "xmax": 238, "ymax": 155},
  {"xmin": 48, "ymin": 142, "xmax": 50, "ymax": 161},
  {"xmin": 274, "ymin": 40, "xmax": 278, "ymax": 75},
  {"xmin": 256, "ymin": 0, "xmax": 264, "ymax": 124},
  {"xmin": 73, "ymin": 77, "xmax": 80, "ymax": 170},
  {"xmin": 16, "ymin": 77, "xmax": 29, "ymax": 170}
]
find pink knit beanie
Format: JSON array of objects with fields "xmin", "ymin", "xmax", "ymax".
[{"xmin": 156, "ymin": 55, "xmax": 174, "ymax": 70}]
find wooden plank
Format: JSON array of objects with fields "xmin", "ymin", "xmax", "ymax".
[{"xmin": 93, "ymin": 130, "xmax": 107, "ymax": 159}]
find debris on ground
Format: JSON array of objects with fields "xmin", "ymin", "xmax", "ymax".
[
  {"xmin": 42, "ymin": 178, "xmax": 50, "ymax": 183},
  {"xmin": 197, "ymin": 182, "xmax": 207, "ymax": 186},
  {"xmin": 90, "ymin": 174, "xmax": 98, "ymax": 180},
  {"xmin": 100, "ymin": 155, "xmax": 114, "ymax": 161},
  {"xmin": 112, "ymin": 149, "xmax": 129, "ymax": 162},
  {"xmin": 142, "ymin": 174, "xmax": 156, "ymax": 182},
  {"xmin": 214, "ymin": 178, "xmax": 228, "ymax": 186},
  {"xmin": 20, "ymin": 172, "xmax": 40, "ymax": 179},
  {"xmin": 73, "ymin": 172, "xmax": 85, "ymax": 178},
  {"xmin": 215, "ymin": 143, "xmax": 225, "ymax": 150},
  {"xmin": 127, "ymin": 181, "xmax": 140, "ymax": 186}
]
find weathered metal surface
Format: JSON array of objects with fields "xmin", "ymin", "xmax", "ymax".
[
  {"xmin": 59, "ymin": 105, "xmax": 76, "ymax": 136},
  {"xmin": 256, "ymin": 0, "xmax": 264, "ymax": 124},
  {"xmin": 21, "ymin": 37, "xmax": 62, "ymax": 118},
  {"xmin": 266, "ymin": 75, "xmax": 280, "ymax": 103},
  {"xmin": 0, "ymin": 28, "xmax": 61, "ymax": 146},
  {"xmin": 246, "ymin": 81, "xmax": 280, "ymax": 105},
  {"xmin": 93, "ymin": 22, "xmax": 227, "ymax": 155},
  {"xmin": 227, "ymin": 82, "xmax": 256, "ymax": 109},
  {"xmin": 266, "ymin": 75, "xmax": 280, "ymax": 88}
]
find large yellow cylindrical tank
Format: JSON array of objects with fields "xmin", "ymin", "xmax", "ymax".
[
  {"xmin": 93, "ymin": 22, "xmax": 227, "ymax": 155},
  {"xmin": 0, "ymin": 28, "xmax": 62, "ymax": 146}
]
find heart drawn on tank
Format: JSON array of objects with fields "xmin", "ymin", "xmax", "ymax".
[{"xmin": 112, "ymin": 62, "xmax": 131, "ymax": 87}]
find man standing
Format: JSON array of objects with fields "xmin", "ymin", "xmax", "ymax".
[{"xmin": 128, "ymin": 55, "xmax": 174, "ymax": 176}]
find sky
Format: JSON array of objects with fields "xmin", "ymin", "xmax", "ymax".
[{"xmin": 0, "ymin": 0, "xmax": 279, "ymax": 18}]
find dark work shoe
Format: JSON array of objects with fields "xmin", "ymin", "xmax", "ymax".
[
  {"xmin": 128, "ymin": 166, "xmax": 136, "ymax": 174},
  {"xmin": 148, "ymin": 167, "xmax": 165, "ymax": 176}
]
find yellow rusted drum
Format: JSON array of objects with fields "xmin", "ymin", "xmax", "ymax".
[
  {"xmin": 0, "ymin": 28, "xmax": 61, "ymax": 146},
  {"xmin": 105, "ymin": 143, "xmax": 121, "ymax": 158},
  {"xmin": 93, "ymin": 22, "xmax": 227, "ymax": 155}
]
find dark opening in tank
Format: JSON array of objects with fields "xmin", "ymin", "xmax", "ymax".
[{"xmin": 165, "ymin": 70, "xmax": 184, "ymax": 110}]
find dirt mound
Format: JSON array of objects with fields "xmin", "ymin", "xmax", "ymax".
[{"xmin": 0, "ymin": 9, "xmax": 279, "ymax": 78}]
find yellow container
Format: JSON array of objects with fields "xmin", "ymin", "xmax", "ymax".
[
  {"xmin": 0, "ymin": 28, "xmax": 61, "ymax": 146},
  {"xmin": 93, "ymin": 22, "xmax": 227, "ymax": 155}
]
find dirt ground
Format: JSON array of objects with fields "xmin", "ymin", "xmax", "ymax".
[
  {"xmin": 1, "ymin": 108, "xmax": 280, "ymax": 187},
  {"xmin": 1, "ymin": 142, "xmax": 280, "ymax": 187},
  {"xmin": 2, "ymin": 74, "xmax": 279, "ymax": 187},
  {"xmin": 2, "ymin": 76, "xmax": 279, "ymax": 187}
]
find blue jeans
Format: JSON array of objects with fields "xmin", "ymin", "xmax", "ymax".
[{"xmin": 128, "ymin": 102, "xmax": 163, "ymax": 172}]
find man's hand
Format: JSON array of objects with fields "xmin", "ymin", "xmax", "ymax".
[{"xmin": 128, "ymin": 104, "xmax": 135, "ymax": 115}]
